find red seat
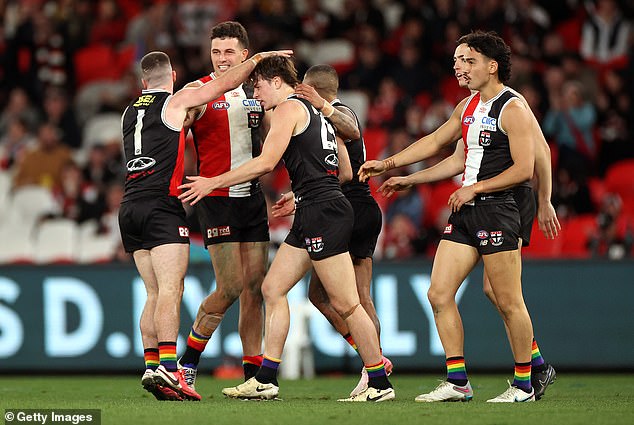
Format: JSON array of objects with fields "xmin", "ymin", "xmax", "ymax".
[
  {"xmin": 74, "ymin": 44, "xmax": 135, "ymax": 89},
  {"xmin": 423, "ymin": 180, "xmax": 460, "ymax": 228},
  {"xmin": 604, "ymin": 159, "xmax": 634, "ymax": 202},
  {"xmin": 362, "ymin": 127, "xmax": 388, "ymax": 161},
  {"xmin": 560, "ymin": 214, "xmax": 597, "ymax": 258},
  {"xmin": 523, "ymin": 221, "xmax": 562, "ymax": 258}
]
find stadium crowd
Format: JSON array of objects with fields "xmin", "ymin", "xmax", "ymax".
[{"xmin": 0, "ymin": 0, "xmax": 633, "ymax": 263}]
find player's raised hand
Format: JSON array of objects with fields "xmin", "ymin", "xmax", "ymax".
[
  {"xmin": 253, "ymin": 50, "xmax": 294, "ymax": 61},
  {"xmin": 538, "ymin": 201, "xmax": 561, "ymax": 239},
  {"xmin": 358, "ymin": 159, "xmax": 391, "ymax": 182},
  {"xmin": 294, "ymin": 84, "xmax": 326, "ymax": 109},
  {"xmin": 178, "ymin": 176, "xmax": 219, "ymax": 206},
  {"xmin": 379, "ymin": 176, "xmax": 412, "ymax": 198},
  {"xmin": 271, "ymin": 192, "xmax": 296, "ymax": 217}
]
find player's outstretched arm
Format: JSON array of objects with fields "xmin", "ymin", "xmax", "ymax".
[
  {"xmin": 379, "ymin": 142, "xmax": 465, "ymax": 198},
  {"xmin": 178, "ymin": 99, "xmax": 300, "ymax": 205},
  {"xmin": 358, "ymin": 97, "xmax": 467, "ymax": 182}
]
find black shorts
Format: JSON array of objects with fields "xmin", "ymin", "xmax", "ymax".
[
  {"xmin": 285, "ymin": 196, "xmax": 354, "ymax": 260},
  {"xmin": 348, "ymin": 198, "xmax": 382, "ymax": 259},
  {"xmin": 513, "ymin": 186, "xmax": 536, "ymax": 247},
  {"xmin": 441, "ymin": 202, "xmax": 521, "ymax": 255},
  {"xmin": 196, "ymin": 191, "xmax": 270, "ymax": 247},
  {"xmin": 119, "ymin": 196, "xmax": 190, "ymax": 253}
]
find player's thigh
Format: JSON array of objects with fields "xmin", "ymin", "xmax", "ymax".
[
  {"xmin": 150, "ymin": 243, "xmax": 189, "ymax": 295},
  {"xmin": 312, "ymin": 252, "xmax": 359, "ymax": 312},
  {"xmin": 133, "ymin": 249, "xmax": 158, "ymax": 297},
  {"xmin": 261, "ymin": 242, "xmax": 311, "ymax": 300},
  {"xmin": 209, "ymin": 242, "xmax": 244, "ymax": 291},
  {"xmin": 482, "ymin": 248, "xmax": 523, "ymax": 303},
  {"xmin": 352, "ymin": 256, "xmax": 373, "ymax": 304},
  {"xmin": 430, "ymin": 240, "xmax": 480, "ymax": 300}
]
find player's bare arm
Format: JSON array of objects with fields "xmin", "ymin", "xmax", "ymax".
[
  {"xmin": 448, "ymin": 100, "xmax": 535, "ymax": 211},
  {"xmin": 294, "ymin": 83, "xmax": 360, "ymax": 140},
  {"xmin": 337, "ymin": 136, "xmax": 353, "ymax": 183},
  {"xmin": 178, "ymin": 99, "xmax": 303, "ymax": 205},
  {"xmin": 271, "ymin": 191, "xmax": 295, "ymax": 217},
  {"xmin": 379, "ymin": 142, "xmax": 465, "ymax": 198},
  {"xmin": 358, "ymin": 97, "xmax": 467, "ymax": 182}
]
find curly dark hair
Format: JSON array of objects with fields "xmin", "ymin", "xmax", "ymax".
[
  {"xmin": 457, "ymin": 31, "xmax": 512, "ymax": 84},
  {"xmin": 249, "ymin": 56, "xmax": 300, "ymax": 88},
  {"xmin": 210, "ymin": 21, "xmax": 249, "ymax": 50}
]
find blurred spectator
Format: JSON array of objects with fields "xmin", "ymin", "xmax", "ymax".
[
  {"xmin": 88, "ymin": 0, "xmax": 127, "ymax": 47},
  {"xmin": 382, "ymin": 213, "xmax": 418, "ymax": 259},
  {"xmin": 125, "ymin": 0, "xmax": 176, "ymax": 60},
  {"xmin": 58, "ymin": 0, "xmax": 94, "ymax": 52},
  {"xmin": 580, "ymin": 0, "xmax": 630, "ymax": 69},
  {"xmin": 258, "ymin": 0, "xmax": 301, "ymax": 49},
  {"xmin": 81, "ymin": 144, "xmax": 120, "ymax": 191},
  {"xmin": 299, "ymin": 0, "xmax": 338, "ymax": 42},
  {"xmin": 13, "ymin": 122, "xmax": 73, "ymax": 190},
  {"xmin": 588, "ymin": 193, "xmax": 633, "ymax": 259},
  {"xmin": 389, "ymin": 40, "xmax": 435, "ymax": 96},
  {"xmin": 505, "ymin": 0, "xmax": 551, "ymax": 58},
  {"xmin": 338, "ymin": 0, "xmax": 386, "ymax": 40},
  {"xmin": 386, "ymin": 185, "xmax": 424, "ymax": 229},
  {"xmin": 552, "ymin": 167, "xmax": 595, "ymax": 218},
  {"xmin": 341, "ymin": 38, "xmax": 386, "ymax": 95},
  {"xmin": 53, "ymin": 160, "xmax": 104, "ymax": 223},
  {"xmin": 543, "ymin": 80, "xmax": 598, "ymax": 175},
  {"xmin": 0, "ymin": 116, "xmax": 36, "ymax": 170},
  {"xmin": 0, "ymin": 87, "xmax": 40, "ymax": 135},
  {"xmin": 42, "ymin": 87, "xmax": 81, "ymax": 149},
  {"xmin": 367, "ymin": 78, "xmax": 404, "ymax": 128}
]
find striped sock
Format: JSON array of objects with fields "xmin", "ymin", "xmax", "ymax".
[
  {"xmin": 366, "ymin": 360, "xmax": 391, "ymax": 390},
  {"xmin": 446, "ymin": 356, "xmax": 468, "ymax": 386},
  {"xmin": 179, "ymin": 329, "xmax": 211, "ymax": 366},
  {"xmin": 158, "ymin": 342, "xmax": 178, "ymax": 372},
  {"xmin": 144, "ymin": 348, "xmax": 159, "ymax": 371},
  {"xmin": 531, "ymin": 339, "xmax": 546, "ymax": 371},
  {"xmin": 255, "ymin": 355, "xmax": 281, "ymax": 385},
  {"xmin": 343, "ymin": 333, "xmax": 358, "ymax": 351},
  {"xmin": 243, "ymin": 355, "xmax": 263, "ymax": 381},
  {"xmin": 512, "ymin": 362, "xmax": 532, "ymax": 391}
]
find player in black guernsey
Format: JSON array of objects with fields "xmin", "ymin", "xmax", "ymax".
[
  {"xmin": 119, "ymin": 49, "xmax": 292, "ymax": 402},
  {"xmin": 273, "ymin": 64, "xmax": 393, "ymax": 397},
  {"xmin": 179, "ymin": 57, "xmax": 394, "ymax": 402}
]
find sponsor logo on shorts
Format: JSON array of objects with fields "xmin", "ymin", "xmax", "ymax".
[
  {"xmin": 477, "ymin": 230, "xmax": 489, "ymax": 239},
  {"xmin": 178, "ymin": 226, "xmax": 189, "ymax": 237},
  {"xmin": 444, "ymin": 224, "xmax": 453, "ymax": 234},
  {"xmin": 207, "ymin": 226, "xmax": 230, "ymax": 238},
  {"xmin": 305, "ymin": 237, "xmax": 312, "ymax": 252},
  {"xmin": 490, "ymin": 230, "xmax": 504, "ymax": 246},
  {"xmin": 212, "ymin": 101, "xmax": 230, "ymax": 110},
  {"xmin": 480, "ymin": 239, "xmax": 488, "ymax": 246},
  {"xmin": 479, "ymin": 131, "xmax": 491, "ymax": 147},
  {"xmin": 311, "ymin": 237, "xmax": 324, "ymax": 253},
  {"xmin": 463, "ymin": 115, "xmax": 475, "ymax": 125}
]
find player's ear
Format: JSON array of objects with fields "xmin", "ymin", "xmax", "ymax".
[
  {"xmin": 241, "ymin": 48, "xmax": 248, "ymax": 62},
  {"xmin": 273, "ymin": 76, "xmax": 282, "ymax": 89},
  {"xmin": 172, "ymin": 70, "xmax": 177, "ymax": 83},
  {"xmin": 489, "ymin": 60, "xmax": 498, "ymax": 76},
  {"xmin": 141, "ymin": 79, "xmax": 148, "ymax": 89}
]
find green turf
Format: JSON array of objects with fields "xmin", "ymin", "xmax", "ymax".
[{"xmin": 1, "ymin": 374, "xmax": 633, "ymax": 425}]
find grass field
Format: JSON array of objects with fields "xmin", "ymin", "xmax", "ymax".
[{"xmin": 1, "ymin": 374, "xmax": 633, "ymax": 425}]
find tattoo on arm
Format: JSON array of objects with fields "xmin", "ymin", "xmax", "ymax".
[{"xmin": 329, "ymin": 106, "xmax": 360, "ymax": 141}]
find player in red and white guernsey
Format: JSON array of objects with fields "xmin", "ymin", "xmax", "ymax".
[
  {"xmin": 178, "ymin": 22, "xmax": 269, "ymax": 389},
  {"xmin": 361, "ymin": 31, "xmax": 539, "ymax": 403},
  {"xmin": 371, "ymin": 42, "xmax": 558, "ymax": 401}
]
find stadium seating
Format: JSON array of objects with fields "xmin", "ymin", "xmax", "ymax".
[
  {"xmin": 0, "ymin": 220, "xmax": 34, "ymax": 264},
  {"xmin": 523, "ymin": 221, "xmax": 562, "ymax": 258},
  {"xmin": 34, "ymin": 219, "xmax": 79, "ymax": 264},
  {"xmin": 339, "ymin": 90, "xmax": 369, "ymax": 128},
  {"xmin": 76, "ymin": 220, "xmax": 117, "ymax": 263},
  {"xmin": 604, "ymin": 159, "xmax": 634, "ymax": 214},
  {"xmin": 8, "ymin": 185, "xmax": 60, "ymax": 236},
  {"xmin": 559, "ymin": 214, "xmax": 597, "ymax": 258}
]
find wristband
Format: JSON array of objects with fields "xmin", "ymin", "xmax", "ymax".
[
  {"xmin": 321, "ymin": 102, "xmax": 334, "ymax": 118},
  {"xmin": 383, "ymin": 158, "xmax": 395, "ymax": 171},
  {"xmin": 249, "ymin": 57, "xmax": 258, "ymax": 67}
]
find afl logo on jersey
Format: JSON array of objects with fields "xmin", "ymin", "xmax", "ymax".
[
  {"xmin": 127, "ymin": 156, "xmax": 156, "ymax": 171},
  {"xmin": 212, "ymin": 101, "xmax": 230, "ymax": 110},
  {"xmin": 463, "ymin": 115, "xmax": 475, "ymax": 125}
]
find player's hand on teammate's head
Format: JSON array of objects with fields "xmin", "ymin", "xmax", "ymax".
[
  {"xmin": 358, "ymin": 160, "xmax": 387, "ymax": 182},
  {"xmin": 538, "ymin": 202, "xmax": 561, "ymax": 239},
  {"xmin": 379, "ymin": 176, "xmax": 412, "ymax": 198},
  {"xmin": 253, "ymin": 50, "xmax": 294, "ymax": 62},
  {"xmin": 271, "ymin": 192, "xmax": 296, "ymax": 217},
  {"xmin": 178, "ymin": 176, "xmax": 217, "ymax": 206},
  {"xmin": 294, "ymin": 84, "xmax": 325, "ymax": 109}
]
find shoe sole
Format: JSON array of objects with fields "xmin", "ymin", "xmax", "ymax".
[
  {"xmin": 415, "ymin": 396, "xmax": 472, "ymax": 403},
  {"xmin": 142, "ymin": 380, "xmax": 183, "ymax": 401}
]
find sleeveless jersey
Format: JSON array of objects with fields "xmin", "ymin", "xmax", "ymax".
[
  {"xmin": 121, "ymin": 90, "xmax": 185, "ymax": 202},
  {"xmin": 332, "ymin": 99, "xmax": 373, "ymax": 200},
  {"xmin": 191, "ymin": 73, "xmax": 264, "ymax": 197},
  {"xmin": 460, "ymin": 87, "xmax": 520, "ymax": 203},
  {"xmin": 283, "ymin": 95, "xmax": 343, "ymax": 207}
]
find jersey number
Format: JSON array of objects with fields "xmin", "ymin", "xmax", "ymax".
[
  {"xmin": 134, "ymin": 109, "xmax": 146, "ymax": 155},
  {"xmin": 320, "ymin": 115, "xmax": 337, "ymax": 152}
]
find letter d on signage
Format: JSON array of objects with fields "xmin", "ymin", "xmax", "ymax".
[{"xmin": 44, "ymin": 277, "xmax": 103, "ymax": 356}]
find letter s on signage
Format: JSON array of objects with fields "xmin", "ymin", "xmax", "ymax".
[{"xmin": 0, "ymin": 277, "xmax": 24, "ymax": 358}]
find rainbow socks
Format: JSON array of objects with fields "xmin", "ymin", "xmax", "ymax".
[
  {"xmin": 179, "ymin": 328, "xmax": 211, "ymax": 366},
  {"xmin": 158, "ymin": 342, "xmax": 177, "ymax": 372},
  {"xmin": 255, "ymin": 355, "xmax": 281, "ymax": 385},
  {"xmin": 531, "ymin": 338, "xmax": 546, "ymax": 372},
  {"xmin": 343, "ymin": 333, "xmax": 358, "ymax": 351},
  {"xmin": 243, "ymin": 355, "xmax": 263, "ymax": 381},
  {"xmin": 366, "ymin": 360, "xmax": 391, "ymax": 390},
  {"xmin": 446, "ymin": 356, "xmax": 468, "ymax": 386},
  {"xmin": 512, "ymin": 362, "xmax": 532, "ymax": 391},
  {"xmin": 144, "ymin": 348, "xmax": 159, "ymax": 371}
]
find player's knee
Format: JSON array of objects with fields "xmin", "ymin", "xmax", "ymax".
[
  {"xmin": 427, "ymin": 286, "xmax": 451, "ymax": 309},
  {"xmin": 483, "ymin": 285, "xmax": 496, "ymax": 304}
]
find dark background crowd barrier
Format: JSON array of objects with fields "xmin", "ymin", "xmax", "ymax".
[{"xmin": 0, "ymin": 260, "xmax": 632, "ymax": 372}]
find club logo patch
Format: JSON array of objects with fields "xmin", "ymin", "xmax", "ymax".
[
  {"xmin": 479, "ymin": 131, "xmax": 491, "ymax": 147},
  {"xmin": 248, "ymin": 111, "xmax": 262, "ymax": 128},
  {"xmin": 490, "ymin": 230, "xmax": 504, "ymax": 246},
  {"xmin": 311, "ymin": 237, "xmax": 324, "ymax": 253}
]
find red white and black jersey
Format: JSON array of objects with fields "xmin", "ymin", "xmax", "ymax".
[
  {"xmin": 191, "ymin": 73, "xmax": 264, "ymax": 197},
  {"xmin": 460, "ymin": 87, "xmax": 521, "ymax": 203},
  {"xmin": 283, "ymin": 95, "xmax": 343, "ymax": 207},
  {"xmin": 332, "ymin": 99, "xmax": 373, "ymax": 200},
  {"xmin": 121, "ymin": 90, "xmax": 185, "ymax": 202}
]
